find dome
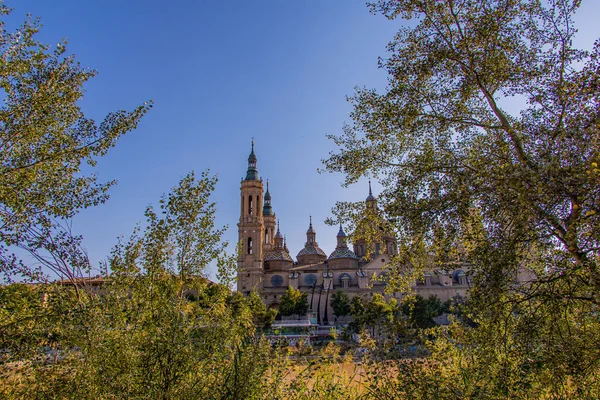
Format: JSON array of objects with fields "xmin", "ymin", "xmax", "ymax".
[
  {"xmin": 337, "ymin": 224, "xmax": 347, "ymax": 237},
  {"xmin": 297, "ymin": 244, "xmax": 327, "ymax": 258},
  {"xmin": 328, "ymin": 247, "xmax": 358, "ymax": 260},
  {"xmin": 264, "ymin": 250, "xmax": 293, "ymax": 262}
]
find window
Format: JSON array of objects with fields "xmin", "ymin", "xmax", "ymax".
[
  {"xmin": 360, "ymin": 245, "xmax": 365, "ymax": 256},
  {"xmin": 248, "ymin": 195, "xmax": 253, "ymax": 215},
  {"xmin": 247, "ymin": 237, "xmax": 253, "ymax": 254},
  {"xmin": 265, "ymin": 228, "xmax": 269, "ymax": 244},
  {"xmin": 304, "ymin": 274, "xmax": 317, "ymax": 286},
  {"xmin": 271, "ymin": 275, "xmax": 284, "ymax": 287},
  {"xmin": 339, "ymin": 273, "xmax": 351, "ymax": 288},
  {"xmin": 375, "ymin": 243, "xmax": 380, "ymax": 255}
]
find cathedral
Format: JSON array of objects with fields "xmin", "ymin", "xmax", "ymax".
[{"xmin": 236, "ymin": 142, "xmax": 470, "ymax": 325}]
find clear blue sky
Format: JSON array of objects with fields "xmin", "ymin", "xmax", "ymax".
[{"xmin": 8, "ymin": 1, "xmax": 600, "ymax": 281}]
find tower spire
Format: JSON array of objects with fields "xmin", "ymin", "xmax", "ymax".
[
  {"xmin": 263, "ymin": 179, "xmax": 273, "ymax": 216},
  {"xmin": 366, "ymin": 179, "xmax": 376, "ymax": 202},
  {"xmin": 245, "ymin": 140, "xmax": 259, "ymax": 181}
]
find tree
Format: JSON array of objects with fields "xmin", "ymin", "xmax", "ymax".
[
  {"xmin": 278, "ymin": 286, "xmax": 309, "ymax": 317},
  {"xmin": 330, "ymin": 290, "xmax": 351, "ymax": 319},
  {"xmin": 247, "ymin": 290, "xmax": 277, "ymax": 328},
  {"xmin": 0, "ymin": 171, "xmax": 283, "ymax": 399},
  {"xmin": 401, "ymin": 294, "xmax": 447, "ymax": 330},
  {"xmin": 324, "ymin": 0, "xmax": 600, "ymax": 396},
  {"xmin": 0, "ymin": 7, "xmax": 151, "ymax": 284}
]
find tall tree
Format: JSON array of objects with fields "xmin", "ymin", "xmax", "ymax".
[
  {"xmin": 0, "ymin": 6, "xmax": 151, "ymax": 283},
  {"xmin": 324, "ymin": 0, "xmax": 600, "ymax": 396}
]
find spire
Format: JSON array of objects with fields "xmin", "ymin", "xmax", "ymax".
[
  {"xmin": 336, "ymin": 223, "xmax": 348, "ymax": 248},
  {"xmin": 263, "ymin": 179, "xmax": 273, "ymax": 216},
  {"xmin": 307, "ymin": 215, "xmax": 315, "ymax": 234},
  {"xmin": 284, "ymin": 235, "xmax": 289, "ymax": 252},
  {"xmin": 274, "ymin": 221, "xmax": 284, "ymax": 249},
  {"xmin": 306, "ymin": 216, "xmax": 316, "ymax": 245},
  {"xmin": 366, "ymin": 179, "xmax": 376, "ymax": 202},
  {"xmin": 245, "ymin": 140, "xmax": 259, "ymax": 181},
  {"xmin": 275, "ymin": 221, "xmax": 283, "ymax": 239}
]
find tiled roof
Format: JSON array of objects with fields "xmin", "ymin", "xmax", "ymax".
[
  {"xmin": 297, "ymin": 244, "xmax": 327, "ymax": 258},
  {"xmin": 264, "ymin": 250, "xmax": 293, "ymax": 262},
  {"xmin": 328, "ymin": 248, "xmax": 358, "ymax": 260}
]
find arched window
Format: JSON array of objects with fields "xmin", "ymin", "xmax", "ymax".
[
  {"xmin": 265, "ymin": 228, "xmax": 269, "ymax": 244},
  {"xmin": 248, "ymin": 195, "xmax": 253, "ymax": 215},
  {"xmin": 339, "ymin": 273, "xmax": 352, "ymax": 288},
  {"xmin": 247, "ymin": 237, "xmax": 253, "ymax": 254}
]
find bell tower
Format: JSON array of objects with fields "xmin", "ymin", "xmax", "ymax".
[
  {"xmin": 237, "ymin": 141, "xmax": 265, "ymax": 293},
  {"xmin": 262, "ymin": 180, "xmax": 277, "ymax": 253}
]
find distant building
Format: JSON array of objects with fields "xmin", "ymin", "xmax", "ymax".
[{"xmin": 236, "ymin": 142, "xmax": 470, "ymax": 325}]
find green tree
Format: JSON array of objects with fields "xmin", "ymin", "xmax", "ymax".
[
  {"xmin": 330, "ymin": 290, "xmax": 351, "ymax": 319},
  {"xmin": 0, "ymin": 172, "xmax": 281, "ymax": 399},
  {"xmin": 402, "ymin": 294, "xmax": 447, "ymax": 330},
  {"xmin": 0, "ymin": 7, "xmax": 151, "ymax": 284},
  {"xmin": 278, "ymin": 286, "xmax": 309, "ymax": 317},
  {"xmin": 247, "ymin": 290, "xmax": 277, "ymax": 328},
  {"xmin": 324, "ymin": 0, "xmax": 600, "ymax": 396},
  {"xmin": 362, "ymin": 294, "xmax": 399, "ymax": 338}
]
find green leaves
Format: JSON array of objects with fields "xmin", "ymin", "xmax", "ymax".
[
  {"xmin": 279, "ymin": 286, "xmax": 309, "ymax": 317},
  {"xmin": 325, "ymin": 0, "xmax": 600, "ymax": 396},
  {"xmin": 0, "ymin": 8, "xmax": 151, "ymax": 283}
]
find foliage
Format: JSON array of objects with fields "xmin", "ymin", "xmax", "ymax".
[
  {"xmin": 324, "ymin": 0, "xmax": 600, "ymax": 396},
  {"xmin": 139, "ymin": 170, "xmax": 231, "ymax": 280},
  {"xmin": 0, "ymin": 6, "xmax": 151, "ymax": 284},
  {"xmin": 0, "ymin": 172, "xmax": 277, "ymax": 399},
  {"xmin": 278, "ymin": 286, "xmax": 309, "ymax": 317},
  {"xmin": 349, "ymin": 294, "xmax": 400, "ymax": 340},
  {"xmin": 330, "ymin": 290, "xmax": 351, "ymax": 318},
  {"xmin": 401, "ymin": 294, "xmax": 449, "ymax": 330},
  {"xmin": 246, "ymin": 290, "xmax": 277, "ymax": 328}
]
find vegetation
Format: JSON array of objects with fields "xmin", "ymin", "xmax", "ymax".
[
  {"xmin": 278, "ymin": 286, "xmax": 309, "ymax": 317},
  {"xmin": 0, "ymin": 5, "xmax": 151, "ymax": 284},
  {"xmin": 330, "ymin": 290, "xmax": 351, "ymax": 318},
  {"xmin": 2, "ymin": 0, "xmax": 599, "ymax": 398},
  {"xmin": 323, "ymin": 0, "xmax": 600, "ymax": 397},
  {"xmin": 402, "ymin": 295, "xmax": 450, "ymax": 330}
]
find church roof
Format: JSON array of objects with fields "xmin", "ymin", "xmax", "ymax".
[
  {"xmin": 328, "ymin": 247, "xmax": 358, "ymax": 260},
  {"xmin": 264, "ymin": 250, "xmax": 293, "ymax": 262},
  {"xmin": 297, "ymin": 244, "xmax": 327, "ymax": 258}
]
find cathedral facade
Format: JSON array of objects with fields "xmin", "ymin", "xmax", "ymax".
[{"xmin": 236, "ymin": 143, "xmax": 470, "ymax": 325}]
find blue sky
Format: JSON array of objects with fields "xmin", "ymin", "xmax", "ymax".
[{"xmin": 8, "ymin": 1, "xmax": 600, "ymax": 281}]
